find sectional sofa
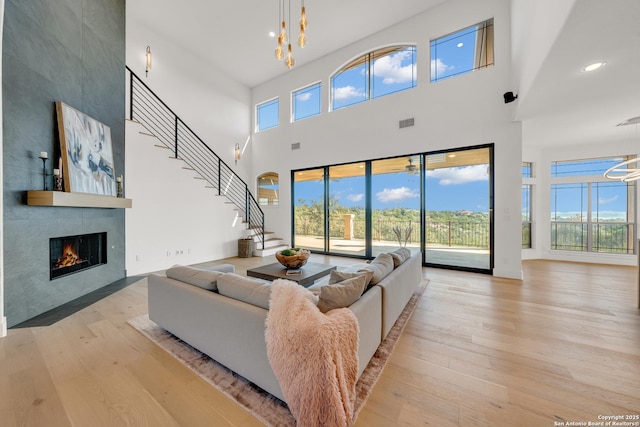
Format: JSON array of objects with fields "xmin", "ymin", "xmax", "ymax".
[{"xmin": 147, "ymin": 251, "xmax": 422, "ymax": 401}]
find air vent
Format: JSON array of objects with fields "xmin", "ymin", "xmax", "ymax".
[
  {"xmin": 291, "ymin": 142, "xmax": 301, "ymax": 150},
  {"xmin": 399, "ymin": 118, "xmax": 415, "ymax": 129}
]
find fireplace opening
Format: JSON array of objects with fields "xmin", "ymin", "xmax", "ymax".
[{"xmin": 50, "ymin": 232, "xmax": 107, "ymax": 280}]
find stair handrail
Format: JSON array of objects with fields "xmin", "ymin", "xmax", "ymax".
[{"xmin": 126, "ymin": 66, "xmax": 265, "ymax": 249}]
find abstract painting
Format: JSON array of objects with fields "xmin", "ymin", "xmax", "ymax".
[{"xmin": 56, "ymin": 102, "xmax": 116, "ymax": 196}]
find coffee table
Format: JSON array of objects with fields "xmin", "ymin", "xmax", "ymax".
[{"xmin": 246, "ymin": 262, "xmax": 336, "ymax": 287}]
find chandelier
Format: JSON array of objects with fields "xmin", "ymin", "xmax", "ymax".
[
  {"xmin": 603, "ymin": 158, "xmax": 640, "ymax": 182},
  {"xmin": 275, "ymin": 0, "xmax": 308, "ymax": 69},
  {"xmin": 603, "ymin": 118, "xmax": 640, "ymax": 182}
]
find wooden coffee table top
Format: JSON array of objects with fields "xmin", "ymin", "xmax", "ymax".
[{"xmin": 246, "ymin": 262, "xmax": 336, "ymax": 287}]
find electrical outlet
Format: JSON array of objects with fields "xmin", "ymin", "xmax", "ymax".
[{"xmin": 135, "ymin": 255, "xmax": 141, "ymax": 262}]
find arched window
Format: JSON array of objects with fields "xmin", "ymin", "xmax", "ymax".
[
  {"xmin": 330, "ymin": 45, "xmax": 417, "ymax": 111},
  {"xmin": 257, "ymin": 172, "xmax": 279, "ymax": 206}
]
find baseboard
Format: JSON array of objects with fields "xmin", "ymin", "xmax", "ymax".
[{"xmin": 1, "ymin": 316, "xmax": 7, "ymax": 338}]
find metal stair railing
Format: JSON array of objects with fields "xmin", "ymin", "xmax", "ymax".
[{"xmin": 126, "ymin": 66, "xmax": 264, "ymax": 249}]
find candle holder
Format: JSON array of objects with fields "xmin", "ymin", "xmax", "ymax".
[
  {"xmin": 54, "ymin": 174, "xmax": 63, "ymax": 191},
  {"xmin": 116, "ymin": 177, "xmax": 123, "ymax": 198},
  {"xmin": 39, "ymin": 154, "xmax": 50, "ymax": 191}
]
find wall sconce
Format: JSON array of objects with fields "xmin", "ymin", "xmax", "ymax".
[
  {"xmin": 234, "ymin": 143, "xmax": 241, "ymax": 165},
  {"xmin": 145, "ymin": 46, "xmax": 152, "ymax": 77}
]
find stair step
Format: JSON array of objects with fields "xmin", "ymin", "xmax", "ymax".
[
  {"xmin": 154, "ymin": 144, "xmax": 170, "ymax": 149},
  {"xmin": 182, "ymin": 167, "xmax": 195, "ymax": 171},
  {"xmin": 140, "ymin": 131, "xmax": 157, "ymax": 138},
  {"xmin": 125, "ymin": 118, "xmax": 142, "ymax": 124},
  {"xmin": 193, "ymin": 176, "xmax": 205, "ymax": 180},
  {"xmin": 263, "ymin": 238, "xmax": 284, "ymax": 248},
  {"xmin": 253, "ymin": 244, "xmax": 289, "ymax": 257}
]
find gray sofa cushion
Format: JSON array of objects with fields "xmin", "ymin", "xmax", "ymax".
[
  {"xmin": 389, "ymin": 247, "xmax": 411, "ymax": 268},
  {"xmin": 353, "ymin": 253, "xmax": 394, "ymax": 285},
  {"xmin": 217, "ymin": 273, "xmax": 272, "ymax": 309},
  {"xmin": 317, "ymin": 274, "xmax": 367, "ymax": 313},
  {"xmin": 328, "ymin": 269, "xmax": 374, "ymax": 287},
  {"xmin": 166, "ymin": 265, "xmax": 224, "ymax": 291}
]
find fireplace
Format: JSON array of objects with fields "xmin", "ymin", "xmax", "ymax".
[{"xmin": 49, "ymin": 232, "xmax": 107, "ymax": 280}]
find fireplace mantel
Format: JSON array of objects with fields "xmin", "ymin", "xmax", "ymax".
[{"xmin": 27, "ymin": 191, "xmax": 132, "ymax": 209}]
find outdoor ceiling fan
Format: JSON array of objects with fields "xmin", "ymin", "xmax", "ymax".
[{"xmin": 405, "ymin": 157, "xmax": 418, "ymax": 174}]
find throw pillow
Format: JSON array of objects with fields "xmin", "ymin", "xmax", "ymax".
[
  {"xmin": 166, "ymin": 265, "xmax": 224, "ymax": 291},
  {"xmin": 317, "ymin": 274, "xmax": 367, "ymax": 313},
  {"xmin": 217, "ymin": 273, "xmax": 272, "ymax": 309},
  {"xmin": 328, "ymin": 269, "xmax": 374, "ymax": 287},
  {"xmin": 389, "ymin": 247, "xmax": 411, "ymax": 268},
  {"xmin": 358, "ymin": 253, "xmax": 394, "ymax": 285}
]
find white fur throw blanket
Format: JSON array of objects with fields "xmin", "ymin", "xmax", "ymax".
[{"xmin": 266, "ymin": 279, "xmax": 359, "ymax": 427}]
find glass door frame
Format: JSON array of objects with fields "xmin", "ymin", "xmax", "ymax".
[
  {"xmin": 422, "ymin": 144, "xmax": 494, "ymax": 274},
  {"xmin": 290, "ymin": 144, "xmax": 495, "ymax": 275}
]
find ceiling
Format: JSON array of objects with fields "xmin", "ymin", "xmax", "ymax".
[
  {"xmin": 128, "ymin": 0, "xmax": 640, "ymax": 150},
  {"xmin": 127, "ymin": 0, "xmax": 448, "ymax": 88},
  {"xmin": 515, "ymin": 0, "xmax": 640, "ymax": 148}
]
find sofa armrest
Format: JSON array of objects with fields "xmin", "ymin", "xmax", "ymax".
[
  {"xmin": 376, "ymin": 252, "xmax": 422, "ymax": 339},
  {"xmin": 349, "ymin": 286, "xmax": 382, "ymax": 377}
]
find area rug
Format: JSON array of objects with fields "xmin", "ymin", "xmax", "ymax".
[{"xmin": 128, "ymin": 279, "xmax": 428, "ymax": 426}]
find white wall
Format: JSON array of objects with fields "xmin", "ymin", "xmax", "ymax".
[
  {"xmin": 125, "ymin": 15, "xmax": 253, "ymax": 274},
  {"xmin": 126, "ymin": 18, "xmax": 253, "ymax": 184},
  {"xmin": 125, "ymin": 122, "xmax": 246, "ymax": 275},
  {"xmin": 523, "ymin": 137, "xmax": 639, "ymax": 266},
  {"xmin": 510, "ymin": 0, "xmax": 575, "ymax": 107},
  {"xmin": 251, "ymin": 0, "xmax": 524, "ymax": 279}
]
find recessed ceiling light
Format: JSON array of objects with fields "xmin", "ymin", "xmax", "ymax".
[
  {"xmin": 448, "ymin": 154, "xmax": 456, "ymax": 158},
  {"xmin": 457, "ymin": 42, "xmax": 463, "ymax": 48},
  {"xmin": 582, "ymin": 62, "xmax": 606, "ymax": 72},
  {"xmin": 269, "ymin": 31, "xmax": 276, "ymax": 38}
]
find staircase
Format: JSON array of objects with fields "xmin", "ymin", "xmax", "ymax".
[
  {"xmin": 252, "ymin": 230, "xmax": 289, "ymax": 257},
  {"xmin": 126, "ymin": 66, "xmax": 267, "ymax": 253}
]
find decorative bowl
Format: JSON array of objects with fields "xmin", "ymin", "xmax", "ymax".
[{"xmin": 275, "ymin": 248, "xmax": 310, "ymax": 269}]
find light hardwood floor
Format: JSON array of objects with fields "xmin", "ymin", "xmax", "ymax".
[{"xmin": 1, "ymin": 256, "xmax": 638, "ymax": 426}]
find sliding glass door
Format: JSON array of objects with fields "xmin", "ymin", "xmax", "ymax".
[
  {"xmin": 424, "ymin": 146, "xmax": 493, "ymax": 271},
  {"xmin": 371, "ymin": 156, "xmax": 421, "ymax": 257},
  {"xmin": 291, "ymin": 145, "xmax": 494, "ymax": 274},
  {"xmin": 328, "ymin": 163, "xmax": 367, "ymax": 256},
  {"xmin": 293, "ymin": 168, "xmax": 325, "ymax": 251}
]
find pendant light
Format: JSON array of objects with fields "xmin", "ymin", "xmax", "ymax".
[
  {"xmin": 285, "ymin": 44, "xmax": 295, "ymax": 69},
  {"xmin": 273, "ymin": 0, "xmax": 308, "ymax": 68},
  {"xmin": 275, "ymin": 35, "xmax": 284, "ymax": 60}
]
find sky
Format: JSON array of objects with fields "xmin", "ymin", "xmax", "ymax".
[{"xmin": 294, "ymin": 163, "xmax": 491, "ymax": 213}]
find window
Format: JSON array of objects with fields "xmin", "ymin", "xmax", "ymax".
[
  {"xmin": 256, "ymin": 98, "xmax": 279, "ymax": 131},
  {"xmin": 292, "ymin": 83, "xmax": 321, "ymax": 122},
  {"xmin": 522, "ymin": 162, "xmax": 533, "ymax": 248},
  {"xmin": 430, "ymin": 18, "xmax": 494, "ymax": 82},
  {"xmin": 550, "ymin": 156, "xmax": 635, "ymax": 254},
  {"xmin": 331, "ymin": 45, "xmax": 417, "ymax": 111},
  {"xmin": 257, "ymin": 172, "xmax": 279, "ymax": 206},
  {"xmin": 522, "ymin": 185, "xmax": 532, "ymax": 248}
]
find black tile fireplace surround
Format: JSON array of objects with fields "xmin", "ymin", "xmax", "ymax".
[{"xmin": 50, "ymin": 232, "xmax": 107, "ymax": 280}]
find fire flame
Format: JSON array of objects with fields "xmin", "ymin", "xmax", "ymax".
[{"xmin": 53, "ymin": 242, "xmax": 84, "ymax": 269}]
